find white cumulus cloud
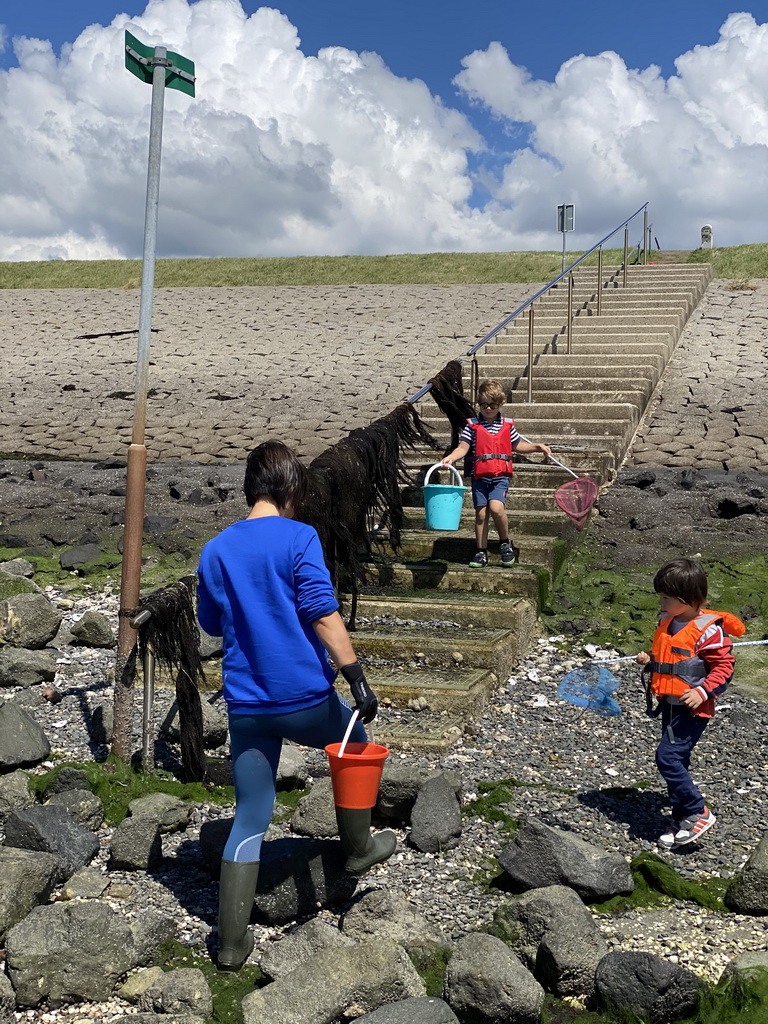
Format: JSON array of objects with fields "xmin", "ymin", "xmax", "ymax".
[
  {"xmin": 1, "ymin": 2, "xmax": 767, "ymax": 259},
  {"xmin": 454, "ymin": 12, "xmax": 768, "ymax": 251}
]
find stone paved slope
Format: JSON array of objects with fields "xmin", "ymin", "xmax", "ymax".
[
  {"xmin": 0, "ymin": 284, "xmax": 536, "ymax": 464},
  {"xmin": 627, "ymin": 279, "xmax": 768, "ymax": 471}
]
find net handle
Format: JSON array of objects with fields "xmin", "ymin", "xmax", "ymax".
[{"xmin": 519, "ymin": 434, "xmax": 579, "ymax": 479}]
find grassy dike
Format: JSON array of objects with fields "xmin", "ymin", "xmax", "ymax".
[{"xmin": 1, "ymin": 243, "xmax": 767, "ymax": 290}]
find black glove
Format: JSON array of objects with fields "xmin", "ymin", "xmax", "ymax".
[{"xmin": 340, "ymin": 661, "xmax": 378, "ymax": 724}]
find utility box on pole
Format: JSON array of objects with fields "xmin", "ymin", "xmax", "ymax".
[
  {"xmin": 113, "ymin": 31, "xmax": 196, "ymax": 763},
  {"xmin": 557, "ymin": 203, "xmax": 575, "ymax": 272}
]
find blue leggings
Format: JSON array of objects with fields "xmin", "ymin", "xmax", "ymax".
[{"xmin": 223, "ymin": 690, "xmax": 366, "ymax": 862}]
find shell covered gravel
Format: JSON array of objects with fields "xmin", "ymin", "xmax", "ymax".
[{"xmin": 5, "ymin": 583, "xmax": 768, "ymax": 1023}]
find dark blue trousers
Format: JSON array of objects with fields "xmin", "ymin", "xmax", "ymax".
[
  {"xmin": 655, "ymin": 701, "xmax": 708, "ymax": 822},
  {"xmin": 223, "ymin": 690, "xmax": 365, "ymax": 862}
]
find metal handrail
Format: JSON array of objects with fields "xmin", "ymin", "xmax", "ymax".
[
  {"xmin": 465, "ymin": 201, "xmax": 649, "ymax": 358},
  {"xmin": 406, "ymin": 201, "xmax": 649, "ymax": 406}
]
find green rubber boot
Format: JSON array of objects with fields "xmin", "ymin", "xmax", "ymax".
[
  {"xmin": 335, "ymin": 807, "xmax": 397, "ymax": 875},
  {"xmin": 216, "ymin": 859, "xmax": 259, "ymax": 971}
]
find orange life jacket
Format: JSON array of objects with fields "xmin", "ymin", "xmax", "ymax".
[
  {"xmin": 469, "ymin": 418, "xmax": 514, "ymax": 478},
  {"xmin": 649, "ymin": 608, "xmax": 745, "ymax": 698}
]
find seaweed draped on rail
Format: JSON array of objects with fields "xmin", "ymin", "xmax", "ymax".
[
  {"xmin": 426, "ymin": 360, "xmax": 475, "ymax": 452},
  {"xmin": 298, "ymin": 402, "xmax": 439, "ymax": 627},
  {"xmin": 134, "ymin": 576, "xmax": 206, "ymax": 783}
]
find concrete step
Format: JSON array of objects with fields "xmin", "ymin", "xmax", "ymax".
[
  {"xmin": 399, "ymin": 506, "xmax": 578, "ymax": 538},
  {"xmin": 361, "ymin": 559, "xmax": 543, "ymax": 601},
  {"xmin": 373, "ymin": 711, "xmax": 466, "ymax": 752},
  {"xmin": 477, "ymin": 342, "xmax": 673, "ymax": 360},
  {"xmin": 353, "ymin": 590, "xmax": 535, "ymax": 629},
  {"xmin": 400, "ymin": 452, "xmax": 612, "ymax": 484},
  {"xmin": 498, "ymin": 377, "xmax": 654, "ymax": 399},
  {"xmin": 365, "ymin": 664, "xmax": 498, "ymax": 718},
  {"xmin": 526, "ymin": 313, "xmax": 684, "ymax": 331},
  {"xmin": 536, "ymin": 295, "xmax": 697, "ymax": 314},
  {"xmin": 398, "ymin": 486, "xmax": 587, "ymax": 515},
  {"xmin": 395, "ymin": 530, "xmax": 559, "ymax": 573},
  {"xmin": 354, "ymin": 621, "xmax": 521, "ymax": 680}
]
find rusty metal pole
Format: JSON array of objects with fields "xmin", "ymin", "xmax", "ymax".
[
  {"xmin": 623, "ymin": 227, "xmax": 629, "ymax": 288},
  {"xmin": 113, "ymin": 47, "xmax": 168, "ymax": 760},
  {"xmin": 526, "ymin": 306, "xmax": 535, "ymax": 404}
]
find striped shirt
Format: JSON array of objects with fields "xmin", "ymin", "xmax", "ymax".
[{"xmin": 459, "ymin": 415, "xmax": 520, "ymax": 449}]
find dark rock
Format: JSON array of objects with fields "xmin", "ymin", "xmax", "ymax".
[
  {"xmin": 0, "ymin": 702, "xmax": 51, "ymax": 768},
  {"xmin": 70, "ymin": 610, "xmax": 115, "ymax": 648},
  {"xmin": 408, "ymin": 774, "xmax": 462, "ymax": 854},
  {"xmin": 0, "ymin": 648, "xmax": 57, "ymax": 687},
  {"xmin": 0, "ymin": 846, "xmax": 60, "ymax": 941},
  {"xmin": 497, "ymin": 818, "xmax": 634, "ymax": 902},
  {"xmin": 4, "ymin": 804, "xmax": 99, "ymax": 882},
  {"xmin": 0, "ymin": 593, "xmax": 63, "ymax": 648},
  {"xmin": 725, "ymin": 835, "xmax": 768, "ymax": 915},
  {"xmin": 199, "ymin": 820, "xmax": 358, "ymax": 925},
  {"xmin": 60, "ymin": 543, "xmax": 102, "ymax": 570},
  {"xmin": 5, "ymin": 901, "xmax": 175, "ymax": 1008},
  {"xmin": 595, "ymin": 950, "xmax": 704, "ymax": 1023}
]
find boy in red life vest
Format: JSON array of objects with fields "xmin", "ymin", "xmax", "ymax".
[
  {"xmin": 636, "ymin": 558, "xmax": 745, "ymax": 850},
  {"xmin": 440, "ymin": 379, "xmax": 551, "ymax": 568}
]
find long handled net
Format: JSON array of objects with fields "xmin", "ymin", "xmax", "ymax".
[
  {"xmin": 557, "ymin": 640, "xmax": 768, "ymax": 717},
  {"xmin": 519, "ymin": 435, "xmax": 600, "ymax": 530},
  {"xmin": 557, "ymin": 664, "xmax": 623, "ymax": 716}
]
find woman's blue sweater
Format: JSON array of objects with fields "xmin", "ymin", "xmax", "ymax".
[{"xmin": 196, "ymin": 517, "xmax": 340, "ymax": 713}]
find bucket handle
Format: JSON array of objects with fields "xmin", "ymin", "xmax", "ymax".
[
  {"xmin": 337, "ymin": 709, "xmax": 359, "ymax": 758},
  {"xmin": 424, "ymin": 462, "xmax": 464, "ymax": 488}
]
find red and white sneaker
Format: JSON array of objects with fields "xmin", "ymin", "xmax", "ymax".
[{"xmin": 673, "ymin": 807, "xmax": 716, "ymax": 846}]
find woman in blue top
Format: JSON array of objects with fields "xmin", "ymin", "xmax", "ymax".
[{"xmin": 197, "ymin": 440, "xmax": 396, "ymax": 970}]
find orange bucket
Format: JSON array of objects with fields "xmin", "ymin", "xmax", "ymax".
[{"xmin": 325, "ymin": 741, "xmax": 390, "ymax": 809}]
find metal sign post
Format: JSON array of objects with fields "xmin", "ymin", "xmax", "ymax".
[
  {"xmin": 557, "ymin": 203, "xmax": 575, "ymax": 273},
  {"xmin": 113, "ymin": 31, "xmax": 195, "ymax": 761}
]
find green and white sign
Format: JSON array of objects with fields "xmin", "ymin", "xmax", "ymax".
[{"xmin": 125, "ymin": 30, "xmax": 195, "ymax": 96}]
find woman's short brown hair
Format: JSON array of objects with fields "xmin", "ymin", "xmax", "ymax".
[
  {"xmin": 653, "ymin": 558, "xmax": 708, "ymax": 607},
  {"xmin": 243, "ymin": 440, "xmax": 306, "ymax": 510}
]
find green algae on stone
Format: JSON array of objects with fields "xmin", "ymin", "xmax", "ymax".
[
  {"xmin": 154, "ymin": 937, "xmax": 267, "ymax": 1024},
  {"xmin": 29, "ymin": 757, "xmax": 235, "ymax": 827},
  {"xmin": 589, "ymin": 852, "xmax": 726, "ymax": 915}
]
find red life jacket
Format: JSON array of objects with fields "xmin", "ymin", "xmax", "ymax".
[
  {"xmin": 468, "ymin": 418, "xmax": 514, "ymax": 478},
  {"xmin": 649, "ymin": 608, "xmax": 745, "ymax": 699}
]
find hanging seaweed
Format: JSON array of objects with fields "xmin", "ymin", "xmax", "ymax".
[
  {"xmin": 299, "ymin": 402, "xmax": 439, "ymax": 628},
  {"xmin": 427, "ymin": 360, "xmax": 475, "ymax": 452},
  {"xmin": 135, "ymin": 576, "xmax": 206, "ymax": 783}
]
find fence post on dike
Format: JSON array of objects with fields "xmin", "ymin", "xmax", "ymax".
[{"xmin": 113, "ymin": 32, "xmax": 196, "ymax": 761}]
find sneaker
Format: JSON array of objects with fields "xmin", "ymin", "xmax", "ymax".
[
  {"xmin": 499, "ymin": 541, "xmax": 519, "ymax": 566},
  {"xmin": 657, "ymin": 822, "xmax": 680, "ymax": 850},
  {"xmin": 469, "ymin": 550, "xmax": 488, "ymax": 568},
  {"xmin": 672, "ymin": 807, "xmax": 716, "ymax": 846}
]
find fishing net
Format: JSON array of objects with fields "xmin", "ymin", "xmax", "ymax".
[
  {"xmin": 557, "ymin": 664, "xmax": 622, "ymax": 716},
  {"xmin": 554, "ymin": 477, "xmax": 600, "ymax": 530}
]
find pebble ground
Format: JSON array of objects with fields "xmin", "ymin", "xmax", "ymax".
[{"xmin": 3, "ymin": 273, "xmax": 768, "ymax": 1022}]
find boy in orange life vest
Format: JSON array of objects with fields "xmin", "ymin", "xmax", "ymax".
[
  {"xmin": 636, "ymin": 558, "xmax": 744, "ymax": 851},
  {"xmin": 440, "ymin": 379, "xmax": 551, "ymax": 568}
]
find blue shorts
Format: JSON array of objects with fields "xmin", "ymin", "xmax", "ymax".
[{"xmin": 472, "ymin": 475, "xmax": 509, "ymax": 508}]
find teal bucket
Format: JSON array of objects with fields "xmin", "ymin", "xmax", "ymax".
[{"xmin": 422, "ymin": 463, "xmax": 467, "ymax": 531}]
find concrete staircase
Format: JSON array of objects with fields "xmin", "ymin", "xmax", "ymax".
[{"xmin": 351, "ymin": 262, "xmax": 714, "ymax": 751}]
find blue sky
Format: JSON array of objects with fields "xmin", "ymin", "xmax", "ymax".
[{"xmin": 1, "ymin": 1, "xmax": 767, "ymax": 259}]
